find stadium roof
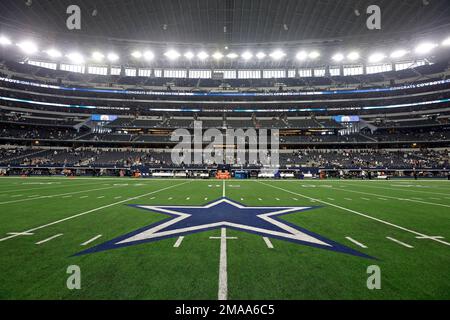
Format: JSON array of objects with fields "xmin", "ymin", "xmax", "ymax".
[{"xmin": 1, "ymin": 0, "xmax": 450, "ymax": 47}]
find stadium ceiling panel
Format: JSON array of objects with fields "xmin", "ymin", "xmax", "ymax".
[{"xmin": 0, "ymin": 0, "xmax": 449, "ymax": 46}]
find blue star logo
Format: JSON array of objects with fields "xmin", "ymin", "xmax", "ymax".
[{"xmin": 75, "ymin": 197, "xmax": 373, "ymax": 259}]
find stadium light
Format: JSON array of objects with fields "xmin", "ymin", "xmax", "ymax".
[
  {"xmin": 270, "ymin": 50, "xmax": 286, "ymax": 60},
  {"xmin": 92, "ymin": 51, "xmax": 105, "ymax": 61},
  {"xmin": 255, "ymin": 52, "xmax": 266, "ymax": 59},
  {"xmin": 144, "ymin": 51, "xmax": 155, "ymax": 61},
  {"xmin": 347, "ymin": 51, "xmax": 360, "ymax": 61},
  {"xmin": 131, "ymin": 51, "xmax": 142, "ymax": 59},
  {"xmin": 107, "ymin": 53, "xmax": 119, "ymax": 62},
  {"xmin": 66, "ymin": 52, "xmax": 85, "ymax": 64},
  {"xmin": 197, "ymin": 51, "xmax": 209, "ymax": 60},
  {"xmin": 415, "ymin": 42, "xmax": 438, "ymax": 55},
  {"xmin": 184, "ymin": 51, "xmax": 194, "ymax": 60},
  {"xmin": 441, "ymin": 37, "xmax": 450, "ymax": 47},
  {"xmin": 390, "ymin": 49, "xmax": 408, "ymax": 59},
  {"xmin": 164, "ymin": 49, "xmax": 181, "ymax": 60},
  {"xmin": 296, "ymin": 51, "xmax": 308, "ymax": 61},
  {"xmin": 212, "ymin": 51, "xmax": 224, "ymax": 60},
  {"xmin": 17, "ymin": 41, "xmax": 38, "ymax": 54},
  {"xmin": 0, "ymin": 36, "xmax": 12, "ymax": 46},
  {"xmin": 332, "ymin": 53, "xmax": 344, "ymax": 62},
  {"xmin": 45, "ymin": 48, "xmax": 62, "ymax": 58},
  {"xmin": 368, "ymin": 52, "xmax": 386, "ymax": 63},
  {"xmin": 309, "ymin": 51, "xmax": 320, "ymax": 59},
  {"xmin": 241, "ymin": 51, "xmax": 253, "ymax": 60},
  {"xmin": 226, "ymin": 52, "xmax": 238, "ymax": 59}
]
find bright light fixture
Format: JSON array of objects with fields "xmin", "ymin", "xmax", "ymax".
[
  {"xmin": 309, "ymin": 51, "xmax": 320, "ymax": 59},
  {"xmin": 164, "ymin": 49, "xmax": 181, "ymax": 60},
  {"xmin": 197, "ymin": 51, "xmax": 209, "ymax": 60},
  {"xmin": 442, "ymin": 37, "xmax": 450, "ymax": 46},
  {"xmin": 368, "ymin": 52, "xmax": 386, "ymax": 63},
  {"xmin": 144, "ymin": 51, "xmax": 155, "ymax": 60},
  {"xmin": 184, "ymin": 51, "xmax": 194, "ymax": 59},
  {"xmin": 415, "ymin": 42, "xmax": 438, "ymax": 55},
  {"xmin": 107, "ymin": 53, "xmax": 119, "ymax": 62},
  {"xmin": 241, "ymin": 51, "xmax": 253, "ymax": 60},
  {"xmin": 270, "ymin": 50, "xmax": 286, "ymax": 60},
  {"xmin": 296, "ymin": 51, "xmax": 308, "ymax": 61},
  {"xmin": 92, "ymin": 51, "xmax": 105, "ymax": 61},
  {"xmin": 347, "ymin": 52, "xmax": 360, "ymax": 61},
  {"xmin": 17, "ymin": 41, "xmax": 38, "ymax": 54},
  {"xmin": 131, "ymin": 51, "xmax": 142, "ymax": 59},
  {"xmin": 0, "ymin": 36, "xmax": 12, "ymax": 46},
  {"xmin": 66, "ymin": 52, "xmax": 84, "ymax": 64},
  {"xmin": 390, "ymin": 49, "xmax": 408, "ymax": 59},
  {"xmin": 212, "ymin": 51, "xmax": 224, "ymax": 60},
  {"xmin": 332, "ymin": 53, "xmax": 344, "ymax": 62},
  {"xmin": 226, "ymin": 52, "xmax": 238, "ymax": 59},
  {"xmin": 255, "ymin": 52, "xmax": 266, "ymax": 59},
  {"xmin": 45, "ymin": 48, "xmax": 62, "ymax": 58}
]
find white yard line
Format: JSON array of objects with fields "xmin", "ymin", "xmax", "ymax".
[
  {"xmin": 218, "ymin": 228, "xmax": 228, "ymax": 300},
  {"xmin": 0, "ymin": 185, "xmax": 123, "ymax": 205},
  {"xmin": 263, "ymin": 237, "xmax": 274, "ymax": 249},
  {"xmin": 0, "ymin": 181, "xmax": 191, "ymax": 242},
  {"xmin": 345, "ymin": 237, "xmax": 368, "ymax": 248},
  {"xmin": 257, "ymin": 181, "xmax": 450, "ymax": 247},
  {"xmin": 416, "ymin": 235, "xmax": 444, "ymax": 240},
  {"xmin": 35, "ymin": 233, "xmax": 63, "ymax": 245},
  {"xmin": 386, "ymin": 236, "xmax": 414, "ymax": 248},
  {"xmin": 0, "ymin": 181, "xmax": 106, "ymax": 194},
  {"xmin": 173, "ymin": 236, "xmax": 184, "ymax": 248},
  {"xmin": 338, "ymin": 182, "xmax": 450, "ymax": 197},
  {"xmin": 326, "ymin": 186, "xmax": 450, "ymax": 209},
  {"xmin": 81, "ymin": 234, "xmax": 103, "ymax": 246},
  {"xmin": 7, "ymin": 232, "xmax": 33, "ymax": 236},
  {"xmin": 222, "ymin": 180, "xmax": 226, "ymax": 197}
]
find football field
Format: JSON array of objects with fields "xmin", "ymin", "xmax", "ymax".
[{"xmin": 0, "ymin": 177, "xmax": 449, "ymax": 300}]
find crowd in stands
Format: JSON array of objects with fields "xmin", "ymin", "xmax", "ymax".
[
  {"xmin": 1, "ymin": 147, "xmax": 448, "ymax": 169},
  {"xmin": 0, "ymin": 127, "xmax": 80, "ymax": 140},
  {"xmin": 283, "ymin": 149, "xmax": 449, "ymax": 169}
]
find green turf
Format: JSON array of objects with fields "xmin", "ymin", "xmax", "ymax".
[{"xmin": 0, "ymin": 177, "xmax": 449, "ymax": 300}]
